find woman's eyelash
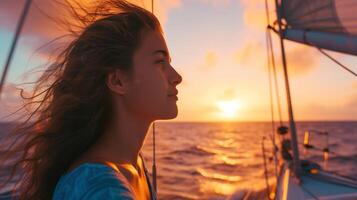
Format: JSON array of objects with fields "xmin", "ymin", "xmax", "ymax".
[
  {"xmin": 155, "ymin": 57, "xmax": 172, "ymax": 66},
  {"xmin": 156, "ymin": 59, "xmax": 169, "ymax": 64}
]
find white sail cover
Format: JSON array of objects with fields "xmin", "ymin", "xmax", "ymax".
[{"xmin": 280, "ymin": 0, "xmax": 357, "ymax": 55}]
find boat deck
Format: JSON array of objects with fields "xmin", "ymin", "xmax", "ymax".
[{"xmin": 276, "ymin": 164, "xmax": 357, "ymax": 200}]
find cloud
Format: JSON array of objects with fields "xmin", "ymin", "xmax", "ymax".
[
  {"xmin": 232, "ymin": 40, "xmax": 319, "ymax": 76},
  {"xmin": 285, "ymin": 43, "xmax": 320, "ymax": 75},
  {"xmin": 0, "ymin": 0, "xmax": 181, "ymax": 49},
  {"xmin": 204, "ymin": 51, "xmax": 218, "ymax": 67},
  {"xmin": 238, "ymin": 0, "xmax": 320, "ymax": 76},
  {"xmin": 240, "ymin": 0, "xmax": 275, "ymax": 31},
  {"xmin": 242, "ymin": 7, "xmax": 267, "ymax": 31},
  {"xmin": 300, "ymin": 94, "xmax": 357, "ymax": 120},
  {"xmin": 154, "ymin": 0, "xmax": 182, "ymax": 26},
  {"xmin": 233, "ymin": 41, "xmax": 265, "ymax": 66}
]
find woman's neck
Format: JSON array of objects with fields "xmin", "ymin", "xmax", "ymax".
[{"xmin": 89, "ymin": 111, "xmax": 153, "ymax": 167}]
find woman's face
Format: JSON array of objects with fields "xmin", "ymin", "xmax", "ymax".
[{"xmin": 123, "ymin": 30, "xmax": 182, "ymax": 121}]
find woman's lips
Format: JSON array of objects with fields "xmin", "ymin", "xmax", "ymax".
[{"xmin": 168, "ymin": 95, "xmax": 178, "ymax": 100}]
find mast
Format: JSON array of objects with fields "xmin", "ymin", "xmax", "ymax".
[{"xmin": 274, "ymin": 0, "xmax": 301, "ymax": 176}]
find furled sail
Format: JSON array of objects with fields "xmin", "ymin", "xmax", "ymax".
[{"xmin": 279, "ymin": 0, "xmax": 357, "ymax": 55}]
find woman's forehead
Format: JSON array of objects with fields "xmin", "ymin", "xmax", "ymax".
[{"xmin": 141, "ymin": 31, "xmax": 169, "ymax": 55}]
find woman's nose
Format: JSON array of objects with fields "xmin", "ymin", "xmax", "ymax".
[{"xmin": 170, "ymin": 66, "xmax": 182, "ymax": 86}]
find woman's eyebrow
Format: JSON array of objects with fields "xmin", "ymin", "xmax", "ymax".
[
  {"xmin": 152, "ymin": 50, "xmax": 172, "ymax": 62},
  {"xmin": 152, "ymin": 50, "xmax": 169, "ymax": 57}
]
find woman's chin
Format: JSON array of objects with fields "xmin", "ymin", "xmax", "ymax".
[{"xmin": 158, "ymin": 108, "xmax": 178, "ymax": 120}]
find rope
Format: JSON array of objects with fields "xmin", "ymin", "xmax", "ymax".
[
  {"xmin": 265, "ymin": 0, "xmax": 281, "ymax": 192},
  {"xmin": 265, "ymin": 0, "xmax": 283, "ymax": 126},
  {"xmin": 150, "ymin": 0, "xmax": 157, "ymax": 193},
  {"xmin": 266, "ymin": 29, "xmax": 279, "ymax": 181},
  {"xmin": 268, "ymin": 30, "xmax": 283, "ymax": 126},
  {"xmin": 317, "ymin": 48, "xmax": 357, "ymax": 77},
  {"xmin": 0, "ymin": 0, "xmax": 32, "ymax": 99},
  {"xmin": 261, "ymin": 137, "xmax": 271, "ymax": 198},
  {"xmin": 152, "ymin": 122, "xmax": 157, "ymax": 192},
  {"xmin": 265, "ymin": 0, "xmax": 276, "ymax": 139},
  {"xmin": 264, "ymin": 2, "xmax": 283, "ymax": 199}
]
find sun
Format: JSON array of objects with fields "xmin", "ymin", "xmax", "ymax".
[{"xmin": 216, "ymin": 100, "xmax": 240, "ymax": 119}]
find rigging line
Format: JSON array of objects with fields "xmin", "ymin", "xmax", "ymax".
[
  {"xmin": 317, "ymin": 48, "xmax": 357, "ymax": 77},
  {"xmin": 264, "ymin": 0, "xmax": 283, "ymax": 125},
  {"xmin": 261, "ymin": 137, "xmax": 271, "ymax": 197},
  {"xmin": 265, "ymin": 0, "xmax": 278, "ymax": 182},
  {"xmin": 150, "ymin": 0, "xmax": 157, "ymax": 193},
  {"xmin": 0, "ymin": 0, "xmax": 33, "ymax": 98},
  {"xmin": 267, "ymin": 29, "xmax": 283, "ymax": 125},
  {"xmin": 151, "ymin": 0, "xmax": 154, "ymax": 14},
  {"xmin": 266, "ymin": 28, "xmax": 278, "ymax": 181},
  {"xmin": 264, "ymin": 0, "xmax": 275, "ymax": 138},
  {"xmin": 264, "ymin": 0, "xmax": 272, "ymax": 25},
  {"xmin": 152, "ymin": 122, "xmax": 157, "ymax": 192},
  {"xmin": 266, "ymin": 31, "xmax": 275, "ymax": 139},
  {"xmin": 265, "ymin": 0, "xmax": 283, "ymax": 125},
  {"xmin": 267, "ymin": 25, "xmax": 279, "ymax": 34}
]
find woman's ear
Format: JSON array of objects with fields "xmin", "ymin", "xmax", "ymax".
[{"xmin": 106, "ymin": 70, "xmax": 129, "ymax": 95}]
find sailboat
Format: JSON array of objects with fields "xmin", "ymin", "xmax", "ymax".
[{"xmin": 253, "ymin": 0, "xmax": 357, "ymax": 199}]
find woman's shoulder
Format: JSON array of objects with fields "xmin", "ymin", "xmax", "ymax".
[{"xmin": 52, "ymin": 163, "xmax": 135, "ymax": 200}]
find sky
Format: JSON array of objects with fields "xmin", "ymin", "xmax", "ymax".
[{"xmin": 0, "ymin": 0, "xmax": 356, "ymax": 122}]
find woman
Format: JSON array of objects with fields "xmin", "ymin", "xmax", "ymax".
[{"xmin": 4, "ymin": 0, "xmax": 182, "ymax": 199}]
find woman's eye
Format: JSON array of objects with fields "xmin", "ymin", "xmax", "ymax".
[{"xmin": 156, "ymin": 60, "xmax": 167, "ymax": 66}]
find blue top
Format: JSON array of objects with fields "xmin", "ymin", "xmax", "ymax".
[{"xmin": 52, "ymin": 161, "xmax": 156, "ymax": 200}]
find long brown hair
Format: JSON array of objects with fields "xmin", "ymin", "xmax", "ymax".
[{"xmin": 1, "ymin": 1, "xmax": 162, "ymax": 199}]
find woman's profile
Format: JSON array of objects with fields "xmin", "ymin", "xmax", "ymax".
[{"xmin": 3, "ymin": 0, "xmax": 182, "ymax": 199}]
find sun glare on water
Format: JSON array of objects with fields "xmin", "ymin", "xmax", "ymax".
[{"xmin": 216, "ymin": 100, "xmax": 240, "ymax": 120}]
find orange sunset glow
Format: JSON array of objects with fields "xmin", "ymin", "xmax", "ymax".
[{"xmin": 0, "ymin": 1, "xmax": 357, "ymax": 200}]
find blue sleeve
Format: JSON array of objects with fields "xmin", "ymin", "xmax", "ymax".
[
  {"xmin": 82, "ymin": 167, "xmax": 135, "ymax": 200},
  {"xmin": 52, "ymin": 164, "xmax": 135, "ymax": 200},
  {"xmin": 83, "ymin": 186, "xmax": 134, "ymax": 200}
]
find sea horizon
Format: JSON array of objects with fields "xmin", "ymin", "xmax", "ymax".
[
  {"xmin": 1, "ymin": 119, "xmax": 357, "ymax": 124},
  {"xmin": 1, "ymin": 121, "xmax": 356, "ymax": 199}
]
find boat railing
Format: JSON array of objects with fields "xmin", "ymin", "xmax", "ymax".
[
  {"xmin": 302, "ymin": 129, "xmax": 329, "ymax": 163},
  {"xmin": 261, "ymin": 136, "xmax": 279, "ymax": 200}
]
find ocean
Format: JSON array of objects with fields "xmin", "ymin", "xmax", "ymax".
[{"xmin": 1, "ymin": 121, "xmax": 356, "ymax": 200}]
